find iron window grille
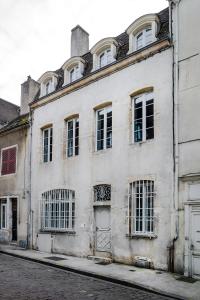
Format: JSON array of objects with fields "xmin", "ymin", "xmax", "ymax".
[
  {"xmin": 128, "ymin": 180, "xmax": 155, "ymax": 235},
  {"xmin": 40, "ymin": 189, "xmax": 75, "ymax": 231},
  {"xmin": 94, "ymin": 184, "xmax": 111, "ymax": 202},
  {"xmin": 66, "ymin": 118, "xmax": 79, "ymax": 157},
  {"xmin": 133, "ymin": 92, "xmax": 154, "ymax": 143},
  {"xmin": 42, "ymin": 127, "xmax": 53, "ymax": 163},
  {"xmin": 96, "ymin": 106, "xmax": 112, "ymax": 151}
]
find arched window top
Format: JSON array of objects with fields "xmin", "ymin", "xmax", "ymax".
[
  {"xmin": 38, "ymin": 71, "xmax": 58, "ymax": 98},
  {"xmin": 42, "ymin": 189, "xmax": 75, "ymax": 201},
  {"xmin": 62, "ymin": 57, "xmax": 85, "ymax": 86},
  {"xmin": 126, "ymin": 14, "xmax": 159, "ymax": 54},
  {"xmin": 91, "ymin": 37, "xmax": 118, "ymax": 71}
]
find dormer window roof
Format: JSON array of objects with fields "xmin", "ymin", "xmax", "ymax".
[
  {"xmin": 38, "ymin": 71, "xmax": 58, "ymax": 98},
  {"xmin": 62, "ymin": 57, "xmax": 85, "ymax": 86},
  {"xmin": 90, "ymin": 37, "xmax": 118, "ymax": 71},
  {"xmin": 126, "ymin": 13, "xmax": 159, "ymax": 54}
]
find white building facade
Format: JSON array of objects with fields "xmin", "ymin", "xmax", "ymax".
[{"xmin": 29, "ymin": 8, "xmax": 175, "ymax": 271}]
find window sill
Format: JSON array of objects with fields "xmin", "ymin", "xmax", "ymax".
[
  {"xmin": 130, "ymin": 139, "xmax": 154, "ymax": 147},
  {"xmin": 93, "ymin": 148, "xmax": 112, "ymax": 155},
  {"xmin": 126, "ymin": 233, "xmax": 157, "ymax": 239},
  {"xmin": 39, "ymin": 230, "xmax": 76, "ymax": 235},
  {"xmin": 93, "ymin": 201, "xmax": 111, "ymax": 207}
]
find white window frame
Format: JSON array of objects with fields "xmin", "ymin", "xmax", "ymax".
[
  {"xmin": 96, "ymin": 106, "xmax": 112, "ymax": 151},
  {"xmin": 128, "ymin": 180, "xmax": 154, "ymax": 235},
  {"xmin": 99, "ymin": 48, "xmax": 112, "ymax": 68},
  {"xmin": 42, "ymin": 127, "xmax": 53, "ymax": 163},
  {"xmin": 69, "ymin": 65, "xmax": 80, "ymax": 83},
  {"xmin": 135, "ymin": 26, "xmax": 153, "ymax": 50},
  {"xmin": 66, "ymin": 117, "xmax": 79, "ymax": 157},
  {"xmin": 40, "ymin": 189, "xmax": 75, "ymax": 231},
  {"xmin": 132, "ymin": 92, "xmax": 154, "ymax": 143},
  {"xmin": 0, "ymin": 199, "xmax": 7, "ymax": 229}
]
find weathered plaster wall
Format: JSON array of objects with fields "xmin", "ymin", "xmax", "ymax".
[{"xmin": 31, "ymin": 48, "xmax": 173, "ymax": 270}]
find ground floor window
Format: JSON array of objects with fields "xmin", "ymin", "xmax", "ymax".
[
  {"xmin": 128, "ymin": 180, "xmax": 154, "ymax": 234},
  {"xmin": 40, "ymin": 189, "xmax": 75, "ymax": 231},
  {"xmin": 0, "ymin": 199, "xmax": 7, "ymax": 229}
]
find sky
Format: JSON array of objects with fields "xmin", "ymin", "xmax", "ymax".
[{"xmin": 0, "ymin": 0, "xmax": 167, "ymax": 106}]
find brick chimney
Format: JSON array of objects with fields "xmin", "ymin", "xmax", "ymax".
[
  {"xmin": 71, "ymin": 25, "xmax": 89, "ymax": 57},
  {"xmin": 20, "ymin": 76, "xmax": 40, "ymax": 115}
]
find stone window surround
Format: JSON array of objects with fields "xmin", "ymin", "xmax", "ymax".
[
  {"xmin": 126, "ymin": 14, "xmax": 160, "ymax": 54},
  {"xmin": 62, "ymin": 57, "xmax": 85, "ymax": 86},
  {"xmin": 38, "ymin": 71, "xmax": 58, "ymax": 98}
]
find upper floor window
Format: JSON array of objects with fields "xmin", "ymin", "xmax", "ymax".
[
  {"xmin": 91, "ymin": 38, "xmax": 118, "ymax": 71},
  {"xmin": 40, "ymin": 189, "xmax": 75, "ymax": 231},
  {"xmin": 136, "ymin": 26, "xmax": 152, "ymax": 50},
  {"xmin": 96, "ymin": 106, "xmax": 112, "ymax": 151},
  {"xmin": 62, "ymin": 57, "xmax": 85, "ymax": 86},
  {"xmin": 1, "ymin": 146, "xmax": 17, "ymax": 176},
  {"xmin": 126, "ymin": 14, "xmax": 159, "ymax": 54},
  {"xmin": 66, "ymin": 117, "xmax": 79, "ymax": 157},
  {"xmin": 133, "ymin": 92, "xmax": 154, "ymax": 143},
  {"xmin": 99, "ymin": 49, "xmax": 112, "ymax": 68},
  {"xmin": 128, "ymin": 180, "xmax": 154, "ymax": 235},
  {"xmin": 42, "ymin": 127, "xmax": 53, "ymax": 163},
  {"xmin": 38, "ymin": 71, "xmax": 58, "ymax": 98},
  {"xmin": 45, "ymin": 80, "xmax": 52, "ymax": 95}
]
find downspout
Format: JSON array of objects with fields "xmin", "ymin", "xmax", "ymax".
[{"xmin": 167, "ymin": 0, "xmax": 181, "ymax": 272}]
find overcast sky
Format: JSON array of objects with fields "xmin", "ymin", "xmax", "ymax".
[{"xmin": 0, "ymin": 0, "xmax": 167, "ymax": 106}]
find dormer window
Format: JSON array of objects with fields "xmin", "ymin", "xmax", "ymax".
[
  {"xmin": 91, "ymin": 37, "xmax": 118, "ymax": 71},
  {"xmin": 38, "ymin": 71, "xmax": 58, "ymax": 98},
  {"xmin": 99, "ymin": 49, "xmax": 112, "ymax": 68},
  {"xmin": 62, "ymin": 57, "xmax": 85, "ymax": 86},
  {"xmin": 126, "ymin": 14, "xmax": 159, "ymax": 54}
]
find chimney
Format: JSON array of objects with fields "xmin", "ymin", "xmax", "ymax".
[
  {"xmin": 20, "ymin": 76, "xmax": 40, "ymax": 115},
  {"xmin": 71, "ymin": 25, "xmax": 89, "ymax": 57}
]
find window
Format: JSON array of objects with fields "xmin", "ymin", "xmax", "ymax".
[
  {"xmin": 42, "ymin": 127, "xmax": 53, "ymax": 163},
  {"xmin": 128, "ymin": 180, "xmax": 154, "ymax": 234},
  {"xmin": 94, "ymin": 185, "xmax": 111, "ymax": 202},
  {"xmin": 99, "ymin": 49, "xmax": 112, "ymax": 68},
  {"xmin": 0, "ymin": 199, "xmax": 7, "ymax": 229},
  {"xmin": 66, "ymin": 118, "xmax": 79, "ymax": 157},
  {"xmin": 133, "ymin": 92, "xmax": 154, "ymax": 142},
  {"xmin": 1, "ymin": 146, "xmax": 17, "ymax": 176},
  {"xmin": 69, "ymin": 66, "xmax": 80, "ymax": 83},
  {"xmin": 45, "ymin": 80, "xmax": 51, "ymax": 95},
  {"xmin": 96, "ymin": 106, "xmax": 112, "ymax": 151},
  {"xmin": 136, "ymin": 26, "xmax": 153, "ymax": 50},
  {"xmin": 40, "ymin": 189, "xmax": 75, "ymax": 231}
]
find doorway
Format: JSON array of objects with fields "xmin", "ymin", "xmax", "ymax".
[
  {"xmin": 190, "ymin": 207, "xmax": 200, "ymax": 278},
  {"xmin": 11, "ymin": 198, "xmax": 17, "ymax": 241},
  {"xmin": 94, "ymin": 206, "xmax": 111, "ymax": 255}
]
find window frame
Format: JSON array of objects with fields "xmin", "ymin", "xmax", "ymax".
[
  {"xmin": 42, "ymin": 127, "xmax": 53, "ymax": 163},
  {"xmin": 0, "ymin": 145, "xmax": 17, "ymax": 176},
  {"xmin": 0, "ymin": 199, "xmax": 7, "ymax": 229},
  {"xmin": 69, "ymin": 65, "xmax": 80, "ymax": 83},
  {"xmin": 99, "ymin": 48, "xmax": 112, "ymax": 68},
  {"xmin": 132, "ymin": 92, "xmax": 154, "ymax": 143},
  {"xmin": 135, "ymin": 26, "xmax": 153, "ymax": 50},
  {"xmin": 66, "ymin": 117, "xmax": 79, "ymax": 158},
  {"xmin": 128, "ymin": 180, "xmax": 154, "ymax": 235},
  {"xmin": 95, "ymin": 105, "xmax": 112, "ymax": 151},
  {"xmin": 40, "ymin": 189, "xmax": 75, "ymax": 232}
]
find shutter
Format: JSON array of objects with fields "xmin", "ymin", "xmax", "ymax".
[{"xmin": 1, "ymin": 147, "xmax": 16, "ymax": 175}]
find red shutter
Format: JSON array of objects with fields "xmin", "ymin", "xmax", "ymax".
[{"xmin": 1, "ymin": 147, "xmax": 16, "ymax": 175}]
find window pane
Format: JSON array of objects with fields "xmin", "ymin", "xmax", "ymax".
[
  {"xmin": 75, "ymin": 119, "xmax": 79, "ymax": 156},
  {"xmin": 106, "ymin": 111, "xmax": 112, "ymax": 148},
  {"xmin": 67, "ymin": 120, "xmax": 74, "ymax": 157},
  {"xmin": 97, "ymin": 110, "xmax": 104, "ymax": 150},
  {"xmin": 146, "ymin": 99, "xmax": 154, "ymax": 140}
]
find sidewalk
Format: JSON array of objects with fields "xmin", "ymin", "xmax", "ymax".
[{"xmin": 0, "ymin": 244, "xmax": 199, "ymax": 300}]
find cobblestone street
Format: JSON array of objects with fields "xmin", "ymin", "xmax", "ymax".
[{"xmin": 0, "ymin": 254, "xmax": 175, "ymax": 300}]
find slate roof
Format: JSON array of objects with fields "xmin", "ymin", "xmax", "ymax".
[
  {"xmin": 33, "ymin": 7, "xmax": 169, "ymax": 103},
  {"xmin": 0, "ymin": 113, "xmax": 29, "ymax": 135},
  {"xmin": 0, "ymin": 98, "xmax": 19, "ymax": 126}
]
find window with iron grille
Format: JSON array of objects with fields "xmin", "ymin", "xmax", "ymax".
[
  {"xmin": 66, "ymin": 118, "xmax": 79, "ymax": 157},
  {"xmin": 94, "ymin": 184, "xmax": 111, "ymax": 202},
  {"xmin": 128, "ymin": 180, "xmax": 154, "ymax": 234},
  {"xmin": 0, "ymin": 199, "xmax": 7, "ymax": 229},
  {"xmin": 96, "ymin": 106, "xmax": 112, "ymax": 151},
  {"xmin": 1, "ymin": 146, "xmax": 17, "ymax": 175},
  {"xmin": 40, "ymin": 189, "xmax": 75, "ymax": 231},
  {"xmin": 133, "ymin": 92, "xmax": 154, "ymax": 143},
  {"xmin": 42, "ymin": 127, "xmax": 53, "ymax": 163}
]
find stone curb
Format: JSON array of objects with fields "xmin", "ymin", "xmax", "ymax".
[{"xmin": 0, "ymin": 250, "xmax": 184, "ymax": 300}]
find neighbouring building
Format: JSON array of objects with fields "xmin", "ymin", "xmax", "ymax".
[{"xmin": 0, "ymin": 98, "xmax": 19, "ymax": 128}]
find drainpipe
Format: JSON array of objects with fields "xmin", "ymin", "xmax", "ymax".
[{"xmin": 167, "ymin": 0, "xmax": 181, "ymax": 272}]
